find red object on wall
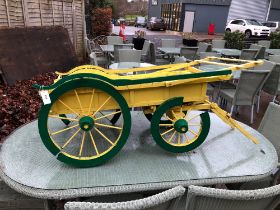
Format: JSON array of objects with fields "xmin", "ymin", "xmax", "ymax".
[{"xmin": 208, "ymin": 23, "xmax": 215, "ymax": 35}]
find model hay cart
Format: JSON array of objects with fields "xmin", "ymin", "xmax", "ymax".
[{"xmin": 34, "ymin": 57, "xmax": 263, "ymax": 167}]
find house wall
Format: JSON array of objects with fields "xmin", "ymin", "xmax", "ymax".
[
  {"xmin": 268, "ymin": 9, "xmax": 280, "ymax": 21},
  {"xmin": 0, "ymin": 0, "xmax": 85, "ymax": 58},
  {"xmin": 180, "ymin": 3, "xmax": 230, "ymax": 33},
  {"xmin": 148, "ymin": 0, "xmax": 162, "ymax": 18}
]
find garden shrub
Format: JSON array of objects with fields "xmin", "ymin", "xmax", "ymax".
[
  {"xmin": 91, "ymin": 7, "xmax": 112, "ymax": 37},
  {"xmin": 270, "ymin": 30, "xmax": 280, "ymax": 49},
  {"xmin": 224, "ymin": 31, "xmax": 245, "ymax": 50}
]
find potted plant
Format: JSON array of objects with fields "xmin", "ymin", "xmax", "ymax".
[
  {"xmin": 133, "ymin": 30, "xmax": 146, "ymax": 50},
  {"xmin": 182, "ymin": 32, "xmax": 198, "ymax": 47}
]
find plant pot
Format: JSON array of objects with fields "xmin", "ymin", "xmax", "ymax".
[
  {"xmin": 133, "ymin": 37, "xmax": 145, "ymax": 50},
  {"xmin": 183, "ymin": 39, "xmax": 198, "ymax": 47}
]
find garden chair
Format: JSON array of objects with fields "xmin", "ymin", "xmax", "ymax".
[
  {"xmin": 250, "ymin": 44, "xmax": 266, "ymax": 59},
  {"xmin": 141, "ymin": 40, "xmax": 151, "ymax": 62},
  {"xmin": 89, "ymin": 52, "xmax": 108, "ymax": 67},
  {"xmin": 196, "ymin": 42, "xmax": 212, "ymax": 59},
  {"xmin": 149, "ymin": 42, "xmax": 170, "ymax": 65},
  {"xmin": 254, "ymin": 60, "xmax": 277, "ymax": 108},
  {"xmin": 185, "ymin": 184, "xmax": 280, "ymax": 210},
  {"xmin": 161, "ymin": 39, "xmax": 176, "ymax": 48},
  {"xmin": 107, "ymin": 36, "xmax": 123, "ymax": 45},
  {"xmin": 111, "ymin": 44, "xmax": 134, "ymax": 63},
  {"xmin": 239, "ymin": 49, "xmax": 259, "ymax": 60},
  {"xmin": 258, "ymin": 40, "xmax": 271, "ymax": 49},
  {"xmin": 218, "ymin": 70, "xmax": 270, "ymax": 124},
  {"xmin": 118, "ymin": 49, "xmax": 142, "ymax": 63},
  {"xmin": 64, "ymin": 186, "xmax": 185, "ymax": 210},
  {"xmin": 212, "ymin": 39, "xmax": 226, "ymax": 49},
  {"xmin": 239, "ymin": 102, "xmax": 280, "ymax": 190},
  {"xmin": 269, "ymin": 55, "xmax": 280, "ymax": 63},
  {"xmin": 180, "ymin": 47, "xmax": 198, "ymax": 61}
]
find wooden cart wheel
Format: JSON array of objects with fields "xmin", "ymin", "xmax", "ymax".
[
  {"xmin": 151, "ymin": 97, "xmax": 210, "ymax": 153},
  {"xmin": 38, "ymin": 79, "xmax": 131, "ymax": 167}
]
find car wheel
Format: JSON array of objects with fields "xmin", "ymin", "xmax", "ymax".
[
  {"xmin": 225, "ymin": 28, "xmax": 231, "ymax": 33},
  {"xmin": 245, "ymin": 30, "xmax": 252, "ymax": 39}
]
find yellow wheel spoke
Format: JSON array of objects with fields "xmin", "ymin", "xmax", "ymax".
[
  {"xmin": 95, "ymin": 122, "xmax": 122, "ymax": 130},
  {"xmin": 159, "ymin": 124, "xmax": 174, "ymax": 127},
  {"xmin": 94, "ymin": 127, "xmax": 114, "ymax": 145},
  {"xmin": 187, "ymin": 114, "xmax": 200, "ymax": 122},
  {"xmin": 189, "ymin": 129, "xmax": 198, "ymax": 137},
  {"xmin": 88, "ymin": 89, "xmax": 95, "ymax": 115},
  {"xmin": 163, "ymin": 114, "xmax": 175, "ymax": 122},
  {"xmin": 49, "ymin": 115, "xmax": 79, "ymax": 122},
  {"xmin": 95, "ymin": 110, "xmax": 122, "ymax": 121},
  {"xmin": 51, "ymin": 124, "xmax": 79, "ymax": 136},
  {"xmin": 92, "ymin": 96, "xmax": 112, "ymax": 117},
  {"xmin": 62, "ymin": 128, "xmax": 81, "ymax": 149},
  {"xmin": 171, "ymin": 110, "xmax": 179, "ymax": 120},
  {"xmin": 178, "ymin": 133, "xmax": 181, "ymax": 144},
  {"xmin": 58, "ymin": 99, "xmax": 80, "ymax": 116},
  {"xmin": 79, "ymin": 132, "xmax": 86, "ymax": 157},
  {"xmin": 167, "ymin": 131, "xmax": 177, "ymax": 143},
  {"xmin": 184, "ymin": 133, "xmax": 189, "ymax": 143},
  {"xmin": 89, "ymin": 131, "xmax": 99, "ymax": 155},
  {"xmin": 161, "ymin": 128, "xmax": 174, "ymax": 136},
  {"xmin": 74, "ymin": 90, "xmax": 84, "ymax": 116},
  {"xmin": 188, "ymin": 124, "xmax": 201, "ymax": 126}
]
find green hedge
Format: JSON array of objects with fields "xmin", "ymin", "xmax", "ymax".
[{"xmin": 224, "ymin": 31, "xmax": 245, "ymax": 50}]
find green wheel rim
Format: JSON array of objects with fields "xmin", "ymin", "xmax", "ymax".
[
  {"xmin": 38, "ymin": 79, "xmax": 131, "ymax": 167},
  {"xmin": 151, "ymin": 97, "xmax": 210, "ymax": 153}
]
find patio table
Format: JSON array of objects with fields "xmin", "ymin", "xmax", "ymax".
[
  {"xmin": 212, "ymin": 48, "xmax": 241, "ymax": 58},
  {"xmin": 100, "ymin": 44, "xmax": 114, "ymax": 53},
  {"xmin": 266, "ymin": 49, "xmax": 280, "ymax": 55},
  {"xmin": 158, "ymin": 47, "xmax": 182, "ymax": 63},
  {"xmin": 0, "ymin": 112, "xmax": 277, "ymax": 199}
]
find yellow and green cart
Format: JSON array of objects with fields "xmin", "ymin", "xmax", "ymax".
[{"xmin": 34, "ymin": 57, "xmax": 263, "ymax": 167}]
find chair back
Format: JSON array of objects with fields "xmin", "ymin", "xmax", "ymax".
[
  {"xmin": 142, "ymin": 40, "xmax": 150, "ymax": 56},
  {"xmin": 199, "ymin": 52, "xmax": 222, "ymax": 59},
  {"xmin": 85, "ymin": 37, "xmax": 93, "ymax": 55},
  {"xmin": 240, "ymin": 49, "xmax": 259, "ymax": 60},
  {"xmin": 269, "ymin": 55, "xmax": 280, "ymax": 63},
  {"xmin": 197, "ymin": 42, "xmax": 212, "ymax": 55},
  {"xmin": 65, "ymin": 186, "xmax": 185, "ymax": 210},
  {"xmin": 258, "ymin": 40, "xmax": 271, "ymax": 49},
  {"xmin": 259, "ymin": 102, "xmax": 280, "ymax": 159},
  {"xmin": 185, "ymin": 185, "xmax": 280, "ymax": 210},
  {"xmin": 250, "ymin": 44, "xmax": 266, "ymax": 59},
  {"xmin": 107, "ymin": 36, "xmax": 123, "ymax": 45},
  {"xmin": 234, "ymin": 70, "xmax": 269, "ymax": 106},
  {"xmin": 89, "ymin": 52, "xmax": 98, "ymax": 66},
  {"xmin": 161, "ymin": 39, "xmax": 176, "ymax": 48},
  {"xmin": 149, "ymin": 42, "xmax": 157, "ymax": 64},
  {"xmin": 119, "ymin": 49, "xmax": 141, "ymax": 63},
  {"xmin": 180, "ymin": 47, "xmax": 198, "ymax": 60},
  {"xmin": 113, "ymin": 44, "xmax": 134, "ymax": 62},
  {"xmin": 212, "ymin": 40, "xmax": 226, "ymax": 49}
]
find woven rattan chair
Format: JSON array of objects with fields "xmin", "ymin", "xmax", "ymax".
[
  {"xmin": 64, "ymin": 186, "xmax": 185, "ymax": 210},
  {"xmin": 212, "ymin": 39, "xmax": 226, "ymax": 49},
  {"xmin": 185, "ymin": 184, "xmax": 280, "ymax": 210},
  {"xmin": 149, "ymin": 42, "xmax": 170, "ymax": 65},
  {"xmin": 141, "ymin": 40, "xmax": 151, "ymax": 61},
  {"xmin": 258, "ymin": 40, "xmax": 271, "ymax": 49},
  {"xmin": 250, "ymin": 44, "xmax": 266, "ymax": 60},
  {"xmin": 240, "ymin": 49, "xmax": 259, "ymax": 60},
  {"xmin": 161, "ymin": 39, "xmax": 176, "ymax": 48},
  {"xmin": 112, "ymin": 44, "xmax": 134, "ymax": 63},
  {"xmin": 196, "ymin": 42, "xmax": 212, "ymax": 59},
  {"xmin": 218, "ymin": 70, "xmax": 270, "ymax": 124},
  {"xmin": 180, "ymin": 47, "xmax": 198, "ymax": 61},
  {"xmin": 107, "ymin": 36, "xmax": 123, "ymax": 45},
  {"xmin": 119, "ymin": 49, "xmax": 142, "ymax": 63},
  {"xmin": 89, "ymin": 52, "xmax": 108, "ymax": 67}
]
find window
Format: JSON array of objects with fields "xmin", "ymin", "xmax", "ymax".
[
  {"xmin": 161, "ymin": 3, "xmax": 182, "ymax": 31},
  {"xmin": 152, "ymin": 0, "xmax": 158, "ymax": 5}
]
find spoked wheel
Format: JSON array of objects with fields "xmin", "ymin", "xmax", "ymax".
[
  {"xmin": 38, "ymin": 79, "xmax": 131, "ymax": 167},
  {"xmin": 151, "ymin": 97, "xmax": 210, "ymax": 153}
]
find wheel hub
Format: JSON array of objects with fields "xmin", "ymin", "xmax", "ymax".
[
  {"xmin": 79, "ymin": 116, "xmax": 94, "ymax": 131},
  {"xmin": 174, "ymin": 119, "xmax": 188, "ymax": 133}
]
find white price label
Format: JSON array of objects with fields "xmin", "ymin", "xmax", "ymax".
[{"xmin": 39, "ymin": 90, "xmax": 51, "ymax": 105}]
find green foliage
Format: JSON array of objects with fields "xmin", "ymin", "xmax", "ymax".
[
  {"xmin": 270, "ymin": 31, "xmax": 280, "ymax": 49},
  {"xmin": 92, "ymin": 7, "xmax": 112, "ymax": 37},
  {"xmin": 90, "ymin": 0, "xmax": 113, "ymax": 9},
  {"xmin": 224, "ymin": 31, "xmax": 245, "ymax": 50}
]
